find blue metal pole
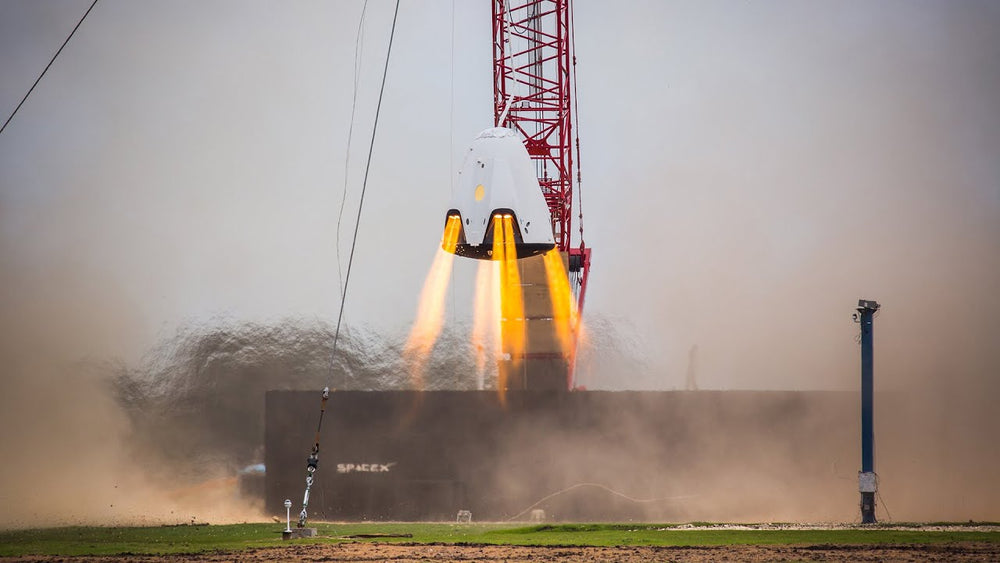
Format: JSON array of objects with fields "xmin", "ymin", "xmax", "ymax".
[
  {"xmin": 856, "ymin": 299, "xmax": 879, "ymax": 524},
  {"xmin": 860, "ymin": 306, "xmax": 874, "ymax": 473}
]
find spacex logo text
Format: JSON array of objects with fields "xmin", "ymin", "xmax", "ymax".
[{"xmin": 336, "ymin": 462, "xmax": 396, "ymax": 474}]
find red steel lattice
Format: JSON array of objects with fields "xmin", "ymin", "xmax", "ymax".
[
  {"xmin": 492, "ymin": 0, "xmax": 574, "ymax": 251},
  {"xmin": 492, "ymin": 0, "xmax": 592, "ymax": 389}
]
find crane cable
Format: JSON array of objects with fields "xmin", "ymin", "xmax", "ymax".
[
  {"xmin": 335, "ymin": 0, "xmax": 370, "ymax": 300},
  {"xmin": 449, "ymin": 0, "xmax": 457, "ymax": 324},
  {"xmin": 506, "ymin": 482, "xmax": 696, "ymax": 522},
  {"xmin": 331, "ymin": 0, "xmax": 400, "ymax": 363},
  {"xmin": 297, "ymin": 0, "xmax": 401, "ymax": 529},
  {"xmin": 0, "ymin": 0, "xmax": 99, "ymax": 136}
]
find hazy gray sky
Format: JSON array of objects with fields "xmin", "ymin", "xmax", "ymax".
[{"xmin": 2, "ymin": 1, "xmax": 998, "ymax": 390}]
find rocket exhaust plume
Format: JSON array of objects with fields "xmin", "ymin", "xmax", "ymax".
[
  {"xmin": 472, "ymin": 259, "xmax": 501, "ymax": 390},
  {"xmin": 404, "ymin": 216, "xmax": 461, "ymax": 388},
  {"xmin": 495, "ymin": 215, "xmax": 525, "ymax": 402},
  {"xmin": 542, "ymin": 249, "xmax": 579, "ymax": 368}
]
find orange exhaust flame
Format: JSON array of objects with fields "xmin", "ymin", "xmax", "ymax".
[
  {"xmin": 542, "ymin": 249, "xmax": 579, "ymax": 365},
  {"xmin": 501, "ymin": 216, "xmax": 525, "ymax": 362},
  {"xmin": 404, "ymin": 216, "xmax": 461, "ymax": 388},
  {"xmin": 491, "ymin": 216, "xmax": 506, "ymax": 400},
  {"xmin": 471, "ymin": 259, "xmax": 501, "ymax": 390},
  {"xmin": 440, "ymin": 215, "xmax": 460, "ymax": 254},
  {"xmin": 494, "ymin": 215, "xmax": 525, "ymax": 404}
]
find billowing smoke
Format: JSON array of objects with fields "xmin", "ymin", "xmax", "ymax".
[
  {"xmin": 113, "ymin": 319, "xmax": 487, "ymax": 475},
  {"xmin": 2, "ymin": 297, "xmax": 997, "ymax": 526},
  {"xmin": 0, "ymin": 310, "xmax": 497, "ymax": 529}
]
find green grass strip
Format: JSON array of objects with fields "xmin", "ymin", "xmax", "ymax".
[{"xmin": 1, "ymin": 523, "xmax": 998, "ymax": 557}]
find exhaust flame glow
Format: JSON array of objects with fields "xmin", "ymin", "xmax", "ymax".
[
  {"xmin": 440, "ymin": 214, "xmax": 461, "ymax": 254},
  {"xmin": 472, "ymin": 260, "xmax": 501, "ymax": 390},
  {"xmin": 542, "ymin": 249, "xmax": 579, "ymax": 369},
  {"xmin": 404, "ymin": 216, "xmax": 461, "ymax": 388},
  {"xmin": 493, "ymin": 215, "xmax": 525, "ymax": 402}
]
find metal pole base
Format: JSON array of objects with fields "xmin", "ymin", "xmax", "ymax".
[{"xmin": 860, "ymin": 492, "xmax": 877, "ymax": 524}]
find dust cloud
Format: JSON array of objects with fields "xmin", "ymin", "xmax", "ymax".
[
  {"xmin": 0, "ymin": 256, "xmax": 260, "ymax": 528},
  {"xmin": 566, "ymin": 0, "xmax": 1000, "ymax": 522},
  {"xmin": 480, "ymin": 386, "xmax": 1000, "ymax": 523},
  {"xmin": 0, "ymin": 306, "xmax": 488, "ymax": 528},
  {"xmin": 580, "ymin": 333, "xmax": 997, "ymax": 521},
  {"xmin": 1, "ymin": 286, "xmax": 997, "ymax": 526},
  {"xmin": 558, "ymin": 294, "xmax": 999, "ymax": 522}
]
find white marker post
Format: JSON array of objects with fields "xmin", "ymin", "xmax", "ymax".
[{"xmin": 284, "ymin": 499, "xmax": 292, "ymax": 533}]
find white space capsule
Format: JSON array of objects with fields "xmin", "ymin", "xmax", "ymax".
[{"xmin": 446, "ymin": 127, "xmax": 555, "ymax": 260}]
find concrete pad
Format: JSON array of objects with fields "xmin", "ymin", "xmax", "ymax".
[{"xmin": 282, "ymin": 527, "xmax": 317, "ymax": 540}]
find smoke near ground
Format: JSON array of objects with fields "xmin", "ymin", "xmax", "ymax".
[
  {"xmin": 114, "ymin": 319, "xmax": 488, "ymax": 474},
  {"xmin": 0, "ymin": 315, "xmax": 496, "ymax": 529},
  {"xmin": 4, "ymin": 312, "xmax": 996, "ymax": 528}
]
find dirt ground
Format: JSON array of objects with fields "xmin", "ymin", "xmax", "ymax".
[{"xmin": 7, "ymin": 542, "xmax": 1000, "ymax": 563}]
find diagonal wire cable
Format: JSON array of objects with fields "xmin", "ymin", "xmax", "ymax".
[
  {"xmin": 506, "ymin": 482, "xmax": 697, "ymax": 522},
  {"xmin": 336, "ymin": 0, "xmax": 370, "ymax": 299},
  {"xmin": 329, "ymin": 0, "xmax": 401, "ymax": 371},
  {"xmin": 301, "ymin": 1, "xmax": 400, "ymax": 528},
  {"xmin": 0, "ymin": 0, "xmax": 99, "ymax": 136},
  {"xmin": 449, "ymin": 0, "xmax": 458, "ymax": 324}
]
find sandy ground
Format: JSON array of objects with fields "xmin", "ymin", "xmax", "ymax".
[{"xmin": 6, "ymin": 542, "xmax": 1000, "ymax": 563}]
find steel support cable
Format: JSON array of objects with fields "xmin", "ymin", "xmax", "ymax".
[
  {"xmin": 335, "ymin": 0, "xmax": 370, "ymax": 299},
  {"xmin": 871, "ymin": 422, "xmax": 893, "ymax": 521},
  {"xmin": 297, "ymin": 0, "xmax": 400, "ymax": 529},
  {"xmin": 876, "ymin": 479, "xmax": 893, "ymax": 522},
  {"xmin": 330, "ymin": 0, "xmax": 400, "ymax": 370},
  {"xmin": 0, "ymin": 0, "xmax": 99, "ymax": 136},
  {"xmin": 450, "ymin": 0, "xmax": 457, "ymax": 324},
  {"xmin": 507, "ymin": 482, "xmax": 696, "ymax": 522}
]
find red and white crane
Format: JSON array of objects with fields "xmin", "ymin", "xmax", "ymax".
[{"xmin": 492, "ymin": 0, "xmax": 591, "ymax": 319}]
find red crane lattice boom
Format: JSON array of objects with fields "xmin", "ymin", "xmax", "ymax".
[
  {"xmin": 492, "ymin": 0, "xmax": 591, "ymax": 317},
  {"xmin": 492, "ymin": 0, "xmax": 572, "ymax": 250}
]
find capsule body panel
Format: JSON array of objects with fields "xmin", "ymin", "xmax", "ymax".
[{"xmin": 447, "ymin": 127, "xmax": 555, "ymax": 259}]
